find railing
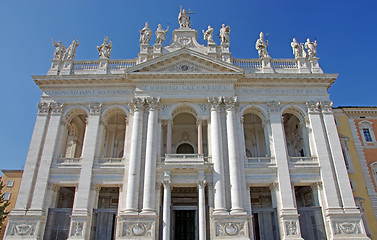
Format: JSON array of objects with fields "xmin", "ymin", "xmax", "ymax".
[
  {"xmin": 73, "ymin": 60, "xmax": 99, "ymax": 71},
  {"xmin": 56, "ymin": 158, "xmax": 81, "ymax": 164},
  {"xmin": 246, "ymin": 157, "xmax": 274, "ymax": 164},
  {"xmin": 163, "ymin": 154, "xmax": 206, "ymax": 164},
  {"xmin": 98, "ymin": 158, "xmax": 124, "ymax": 164},
  {"xmin": 72, "ymin": 59, "xmax": 137, "ymax": 73},
  {"xmin": 271, "ymin": 59, "xmax": 297, "ymax": 69},
  {"xmin": 232, "ymin": 59, "xmax": 262, "ymax": 69},
  {"xmin": 289, "ymin": 156, "xmax": 316, "ymax": 163},
  {"xmin": 109, "ymin": 59, "xmax": 137, "ymax": 70}
]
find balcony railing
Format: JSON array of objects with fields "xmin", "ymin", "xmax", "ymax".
[
  {"xmin": 97, "ymin": 158, "xmax": 124, "ymax": 164},
  {"xmin": 56, "ymin": 158, "xmax": 81, "ymax": 165},
  {"xmin": 289, "ymin": 156, "xmax": 316, "ymax": 163},
  {"xmin": 163, "ymin": 154, "xmax": 206, "ymax": 165}
]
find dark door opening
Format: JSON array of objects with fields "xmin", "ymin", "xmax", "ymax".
[{"xmin": 174, "ymin": 210, "xmax": 196, "ymax": 240}]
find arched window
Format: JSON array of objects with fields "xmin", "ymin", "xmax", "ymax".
[
  {"xmin": 243, "ymin": 113, "xmax": 266, "ymax": 157},
  {"xmin": 100, "ymin": 110, "xmax": 127, "ymax": 158},
  {"xmin": 176, "ymin": 143, "xmax": 195, "ymax": 154},
  {"xmin": 61, "ymin": 111, "xmax": 87, "ymax": 158},
  {"xmin": 283, "ymin": 113, "xmax": 310, "ymax": 157}
]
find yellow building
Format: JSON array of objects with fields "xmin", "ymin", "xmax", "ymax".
[
  {"xmin": 0, "ymin": 170, "xmax": 23, "ymax": 239},
  {"xmin": 334, "ymin": 107, "xmax": 377, "ymax": 239}
]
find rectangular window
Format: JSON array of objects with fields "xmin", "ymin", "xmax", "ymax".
[
  {"xmin": 6, "ymin": 180, "xmax": 14, "ymax": 187},
  {"xmin": 363, "ymin": 129, "xmax": 373, "ymax": 142},
  {"xmin": 3, "ymin": 192, "xmax": 11, "ymax": 200}
]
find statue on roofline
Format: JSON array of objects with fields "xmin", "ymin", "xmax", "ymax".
[
  {"xmin": 97, "ymin": 36, "xmax": 112, "ymax": 59},
  {"xmin": 255, "ymin": 32, "xmax": 270, "ymax": 58},
  {"xmin": 219, "ymin": 24, "xmax": 230, "ymax": 45},
  {"xmin": 178, "ymin": 6, "xmax": 191, "ymax": 28},
  {"xmin": 291, "ymin": 38, "xmax": 306, "ymax": 59},
  {"xmin": 203, "ymin": 25, "xmax": 215, "ymax": 45},
  {"xmin": 63, "ymin": 39, "xmax": 79, "ymax": 60},
  {"xmin": 140, "ymin": 22, "xmax": 152, "ymax": 45},
  {"xmin": 52, "ymin": 38, "xmax": 66, "ymax": 60},
  {"xmin": 155, "ymin": 24, "xmax": 169, "ymax": 44},
  {"xmin": 305, "ymin": 38, "xmax": 317, "ymax": 57}
]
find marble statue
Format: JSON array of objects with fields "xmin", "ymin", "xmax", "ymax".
[
  {"xmin": 202, "ymin": 25, "xmax": 215, "ymax": 44},
  {"xmin": 155, "ymin": 24, "xmax": 169, "ymax": 44},
  {"xmin": 291, "ymin": 38, "xmax": 307, "ymax": 59},
  {"xmin": 63, "ymin": 39, "xmax": 79, "ymax": 60},
  {"xmin": 255, "ymin": 32, "xmax": 270, "ymax": 58},
  {"xmin": 219, "ymin": 24, "xmax": 230, "ymax": 45},
  {"xmin": 305, "ymin": 38, "xmax": 317, "ymax": 57},
  {"xmin": 52, "ymin": 38, "xmax": 66, "ymax": 60},
  {"xmin": 178, "ymin": 7, "xmax": 190, "ymax": 28},
  {"xmin": 140, "ymin": 22, "xmax": 152, "ymax": 45},
  {"xmin": 97, "ymin": 37, "xmax": 112, "ymax": 59}
]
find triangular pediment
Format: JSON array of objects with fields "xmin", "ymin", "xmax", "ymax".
[{"xmin": 126, "ymin": 48, "xmax": 243, "ymax": 75}]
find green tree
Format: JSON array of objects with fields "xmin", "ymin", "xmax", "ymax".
[{"xmin": 0, "ymin": 181, "xmax": 10, "ymax": 232}]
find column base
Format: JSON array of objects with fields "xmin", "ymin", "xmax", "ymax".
[
  {"xmin": 117, "ymin": 213, "xmax": 157, "ymax": 239},
  {"xmin": 326, "ymin": 211, "xmax": 370, "ymax": 239},
  {"xmin": 67, "ymin": 214, "xmax": 91, "ymax": 240},
  {"xmin": 279, "ymin": 212, "xmax": 304, "ymax": 240},
  {"xmin": 211, "ymin": 214, "xmax": 251, "ymax": 239},
  {"xmin": 4, "ymin": 214, "xmax": 45, "ymax": 240}
]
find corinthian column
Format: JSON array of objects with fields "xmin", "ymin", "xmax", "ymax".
[
  {"xmin": 142, "ymin": 97, "xmax": 160, "ymax": 214},
  {"xmin": 224, "ymin": 97, "xmax": 245, "ymax": 214},
  {"xmin": 208, "ymin": 97, "xmax": 227, "ymax": 213},
  {"xmin": 124, "ymin": 98, "xmax": 145, "ymax": 213}
]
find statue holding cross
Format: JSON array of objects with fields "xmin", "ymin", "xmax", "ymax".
[{"xmin": 178, "ymin": 6, "xmax": 192, "ymax": 28}]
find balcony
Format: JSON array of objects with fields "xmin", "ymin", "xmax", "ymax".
[
  {"xmin": 55, "ymin": 158, "xmax": 81, "ymax": 167},
  {"xmin": 162, "ymin": 154, "xmax": 209, "ymax": 167},
  {"xmin": 245, "ymin": 157, "xmax": 275, "ymax": 168}
]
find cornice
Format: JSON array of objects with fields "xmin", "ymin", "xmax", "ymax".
[{"xmin": 339, "ymin": 107, "xmax": 377, "ymax": 116}]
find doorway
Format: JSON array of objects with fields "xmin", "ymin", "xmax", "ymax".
[{"xmin": 172, "ymin": 207, "xmax": 198, "ymax": 240}]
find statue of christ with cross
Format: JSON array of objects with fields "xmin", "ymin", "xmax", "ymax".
[{"xmin": 178, "ymin": 6, "xmax": 195, "ymax": 28}]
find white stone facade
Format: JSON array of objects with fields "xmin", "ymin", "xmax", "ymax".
[{"xmin": 4, "ymin": 10, "xmax": 370, "ymax": 240}]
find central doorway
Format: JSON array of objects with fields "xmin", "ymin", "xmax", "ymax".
[{"xmin": 172, "ymin": 207, "xmax": 198, "ymax": 240}]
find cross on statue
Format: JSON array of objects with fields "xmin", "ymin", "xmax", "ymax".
[{"xmin": 187, "ymin": 8, "xmax": 196, "ymax": 20}]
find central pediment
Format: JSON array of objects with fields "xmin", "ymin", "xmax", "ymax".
[{"xmin": 126, "ymin": 48, "xmax": 243, "ymax": 76}]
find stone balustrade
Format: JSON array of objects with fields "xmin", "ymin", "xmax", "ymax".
[{"xmin": 163, "ymin": 154, "xmax": 206, "ymax": 165}]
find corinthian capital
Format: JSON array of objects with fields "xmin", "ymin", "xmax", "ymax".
[
  {"xmin": 146, "ymin": 97, "xmax": 161, "ymax": 110},
  {"xmin": 50, "ymin": 102, "xmax": 64, "ymax": 115},
  {"xmin": 306, "ymin": 101, "xmax": 320, "ymax": 113},
  {"xmin": 89, "ymin": 103, "xmax": 102, "ymax": 115},
  {"xmin": 208, "ymin": 97, "xmax": 223, "ymax": 110},
  {"xmin": 131, "ymin": 97, "xmax": 146, "ymax": 111},
  {"xmin": 37, "ymin": 102, "xmax": 50, "ymax": 115},
  {"xmin": 320, "ymin": 101, "xmax": 333, "ymax": 113},
  {"xmin": 223, "ymin": 97, "xmax": 238, "ymax": 111}
]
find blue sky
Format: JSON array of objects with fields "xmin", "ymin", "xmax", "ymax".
[{"xmin": 0, "ymin": 0, "xmax": 376, "ymax": 171}]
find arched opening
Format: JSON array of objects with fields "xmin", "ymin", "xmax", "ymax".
[
  {"xmin": 172, "ymin": 112, "xmax": 198, "ymax": 154},
  {"xmin": 283, "ymin": 112, "xmax": 309, "ymax": 157},
  {"xmin": 61, "ymin": 111, "xmax": 87, "ymax": 158},
  {"xmin": 243, "ymin": 113, "xmax": 267, "ymax": 157},
  {"xmin": 100, "ymin": 111, "xmax": 127, "ymax": 158},
  {"xmin": 176, "ymin": 143, "xmax": 195, "ymax": 154}
]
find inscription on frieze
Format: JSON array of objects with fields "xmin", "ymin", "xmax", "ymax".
[
  {"xmin": 44, "ymin": 89, "xmax": 134, "ymax": 96},
  {"xmin": 140, "ymin": 84, "xmax": 232, "ymax": 92},
  {"xmin": 236, "ymin": 88, "xmax": 326, "ymax": 95}
]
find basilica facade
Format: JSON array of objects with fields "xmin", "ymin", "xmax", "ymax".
[{"xmin": 4, "ymin": 10, "xmax": 370, "ymax": 240}]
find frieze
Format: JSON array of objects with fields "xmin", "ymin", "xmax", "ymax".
[
  {"xmin": 235, "ymin": 88, "xmax": 327, "ymax": 96},
  {"xmin": 122, "ymin": 222, "xmax": 153, "ymax": 237},
  {"xmin": 44, "ymin": 89, "xmax": 133, "ymax": 96},
  {"xmin": 7, "ymin": 222, "xmax": 36, "ymax": 236},
  {"xmin": 140, "ymin": 84, "xmax": 232, "ymax": 92},
  {"xmin": 216, "ymin": 222, "xmax": 246, "ymax": 237},
  {"xmin": 333, "ymin": 221, "xmax": 362, "ymax": 234}
]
